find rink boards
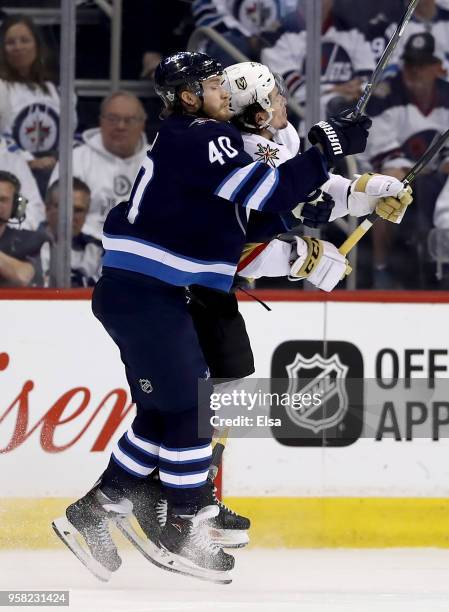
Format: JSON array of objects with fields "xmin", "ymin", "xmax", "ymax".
[{"xmin": 1, "ymin": 289, "xmax": 449, "ymax": 548}]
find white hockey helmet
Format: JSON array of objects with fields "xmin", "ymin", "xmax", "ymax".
[{"xmin": 223, "ymin": 62, "xmax": 276, "ymax": 120}]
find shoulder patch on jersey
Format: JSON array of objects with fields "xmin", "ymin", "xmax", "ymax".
[
  {"xmin": 189, "ymin": 118, "xmax": 218, "ymax": 128},
  {"xmin": 254, "ymin": 142, "xmax": 280, "ymax": 168}
]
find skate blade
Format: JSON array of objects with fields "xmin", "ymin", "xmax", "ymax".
[
  {"xmin": 117, "ymin": 518, "xmax": 232, "ymax": 584},
  {"xmin": 116, "ymin": 517, "xmax": 180, "ymax": 574},
  {"xmin": 51, "ymin": 517, "xmax": 111, "ymax": 583},
  {"xmin": 159, "ymin": 544, "xmax": 233, "ymax": 585},
  {"xmin": 210, "ymin": 527, "xmax": 249, "ymax": 549}
]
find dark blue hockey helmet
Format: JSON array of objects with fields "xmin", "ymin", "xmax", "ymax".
[{"xmin": 154, "ymin": 52, "xmax": 224, "ymax": 108}]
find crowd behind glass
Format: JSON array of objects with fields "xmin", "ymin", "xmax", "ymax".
[{"xmin": 1, "ymin": 0, "xmax": 449, "ymax": 290}]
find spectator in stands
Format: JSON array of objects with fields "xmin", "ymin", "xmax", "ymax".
[
  {"xmin": 366, "ymin": 32, "xmax": 449, "ymax": 288},
  {"xmin": 431, "ymin": 171, "xmax": 449, "ymax": 287},
  {"xmin": 434, "ymin": 175, "xmax": 449, "ymax": 229},
  {"xmin": 0, "ymin": 16, "xmax": 60, "ymax": 175},
  {"xmin": 0, "ymin": 135, "xmax": 44, "ymax": 229},
  {"xmin": 389, "ymin": 0, "xmax": 449, "ymax": 78},
  {"xmin": 191, "ymin": 0, "xmax": 302, "ymax": 66},
  {"xmin": 336, "ymin": 1, "xmax": 449, "ymax": 70},
  {"xmin": 333, "ymin": 0, "xmax": 403, "ymax": 62},
  {"xmin": 261, "ymin": 0, "xmax": 376, "ymax": 122},
  {"xmin": 0, "ymin": 170, "xmax": 46, "ymax": 287},
  {"xmin": 50, "ymin": 91, "xmax": 148, "ymax": 239},
  {"xmin": 40, "ymin": 178, "xmax": 102, "ymax": 288}
]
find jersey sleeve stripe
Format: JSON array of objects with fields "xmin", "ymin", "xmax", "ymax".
[
  {"xmin": 214, "ymin": 161, "xmax": 262, "ymax": 201},
  {"xmin": 243, "ymin": 167, "xmax": 279, "ymax": 211},
  {"xmin": 237, "ymin": 242, "xmax": 268, "ymax": 272}
]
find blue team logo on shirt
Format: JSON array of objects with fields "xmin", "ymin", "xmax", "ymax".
[
  {"xmin": 402, "ymin": 129, "xmax": 440, "ymax": 165},
  {"xmin": 13, "ymin": 104, "xmax": 59, "ymax": 154},
  {"xmin": 114, "ymin": 175, "xmax": 132, "ymax": 197},
  {"xmin": 300, "ymin": 42, "xmax": 353, "ymax": 84},
  {"xmin": 234, "ymin": 0, "xmax": 277, "ymax": 32}
]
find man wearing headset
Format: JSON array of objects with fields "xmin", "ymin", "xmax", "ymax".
[{"xmin": 0, "ymin": 170, "xmax": 46, "ymax": 287}]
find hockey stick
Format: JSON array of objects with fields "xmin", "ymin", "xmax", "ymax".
[
  {"xmin": 339, "ymin": 127, "xmax": 449, "ymax": 256},
  {"xmin": 208, "ymin": 427, "xmax": 229, "ymax": 481},
  {"xmin": 351, "ymin": 0, "xmax": 420, "ymax": 119}
]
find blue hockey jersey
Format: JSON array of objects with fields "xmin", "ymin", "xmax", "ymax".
[{"xmin": 102, "ymin": 113, "xmax": 329, "ymax": 291}]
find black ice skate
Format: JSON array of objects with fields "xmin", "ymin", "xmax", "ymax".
[
  {"xmin": 127, "ymin": 476, "xmax": 250, "ymax": 549},
  {"xmin": 114, "ymin": 477, "xmax": 180, "ymax": 576},
  {"xmin": 200, "ymin": 481, "xmax": 250, "ymax": 548},
  {"xmin": 124, "ymin": 476, "xmax": 164, "ymax": 544},
  {"xmin": 52, "ymin": 488, "xmax": 132, "ymax": 582},
  {"xmin": 159, "ymin": 505, "xmax": 234, "ymax": 584}
]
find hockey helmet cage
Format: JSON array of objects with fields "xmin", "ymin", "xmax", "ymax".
[
  {"xmin": 223, "ymin": 62, "xmax": 276, "ymax": 117},
  {"xmin": 154, "ymin": 52, "xmax": 224, "ymax": 108},
  {"xmin": 273, "ymin": 72, "xmax": 288, "ymax": 99}
]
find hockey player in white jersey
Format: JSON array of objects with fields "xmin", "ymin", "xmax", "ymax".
[{"xmin": 222, "ymin": 60, "xmax": 414, "ymax": 270}]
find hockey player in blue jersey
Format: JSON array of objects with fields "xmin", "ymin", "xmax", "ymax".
[{"xmin": 52, "ymin": 51, "xmax": 373, "ymax": 584}]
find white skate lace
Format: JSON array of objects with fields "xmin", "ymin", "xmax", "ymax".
[
  {"xmin": 189, "ymin": 523, "xmax": 221, "ymax": 556},
  {"xmin": 185, "ymin": 506, "xmax": 221, "ymax": 556},
  {"xmin": 212, "ymin": 487, "xmax": 237, "ymax": 516},
  {"xmin": 155, "ymin": 498, "xmax": 168, "ymax": 527},
  {"xmin": 92, "ymin": 518, "xmax": 116, "ymax": 553}
]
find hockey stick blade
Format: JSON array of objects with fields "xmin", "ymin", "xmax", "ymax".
[
  {"xmin": 352, "ymin": 0, "xmax": 420, "ymax": 119},
  {"xmin": 52, "ymin": 517, "xmax": 112, "ymax": 582},
  {"xmin": 339, "ymin": 127, "xmax": 449, "ymax": 256},
  {"xmin": 116, "ymin": 517, "xmax": 233, "ymax": 585}
]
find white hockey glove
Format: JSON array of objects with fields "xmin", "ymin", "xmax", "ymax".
[
  {"xmin": 289, "ymin": 236, "xmax": 350, "ymax": 292},
  {"xmin": 238, "ymin": 239, "xmax": 292, "ymax": 279},
  {"xmin": 348, "ymin": 172, "xmax": 413, "ymax": 223}
]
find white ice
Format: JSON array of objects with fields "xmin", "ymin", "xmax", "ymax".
[{"xmin": 1, "ymin": 548, "xmax": 449, "ymax": 612}]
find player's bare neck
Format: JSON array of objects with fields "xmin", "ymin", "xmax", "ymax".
[{"xmin": 257, "ymin": 127, "xmax": 274, "ymax": 141}]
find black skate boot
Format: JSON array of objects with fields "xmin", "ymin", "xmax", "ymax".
[
  {"xmin": 159, "ymin": 505, "xmax": 235, "ymax": 584},
  {"xmin": 52, "ymin": 487, "xmax": 132, "ymax": 581},
  {"xmin": 125, "ymin": 476, "xmax": 164, "ymax": 545},
  {"xmin": 114, "ymin": 476, "xmax": 185, "ymax": 577},
  {"xmin": 199, "ymin": 480, "xmax": 250, "ymax": 548},
  {"xmin": 134, "ymin": 478, "xmax": 251, "ymax": 549}
]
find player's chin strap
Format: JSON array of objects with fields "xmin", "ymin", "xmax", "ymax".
[{"xmin": 242, "ymin": 108, "xmax": 274, "ymax": 131}]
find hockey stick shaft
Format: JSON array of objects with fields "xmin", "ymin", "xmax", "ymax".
[
  {"xmin": 339, "ymin": 127, "xmax": 449, "ymax": 256},
  {"xmin": 208, "ymin": 427, "xmax": 230, "ymax": 481},
  {"xmin": 351, "ymin": 0, "xmax": 420, "ymax": 119}
]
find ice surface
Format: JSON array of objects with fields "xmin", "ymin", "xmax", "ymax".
[{"xmin": 1, "ymin": 548, "xmax": 449, "ymax": 611}]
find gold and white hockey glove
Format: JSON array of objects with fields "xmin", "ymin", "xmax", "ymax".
[
  {"xmin": 289, "ymin": 236, "xmax": 350, "ymax": 292},
  {"xmin": 348, "ymin": 172, "xmax": 413, "ymax": 223}
]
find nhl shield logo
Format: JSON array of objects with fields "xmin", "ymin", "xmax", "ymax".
[
  {"xmin": 285, "ymin": 353, "xmax": 349, "ymax": 433},
  {"xmin": 270, "ymin": 340, "xmax": 364, "ymax": 447},
  {"xmin": 139, "ymin": 378, "xmax": 153, "ymax": 394},
  {"xmin": 235, "ymin": 77, "xmax": 248, "ymax": 90}
]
